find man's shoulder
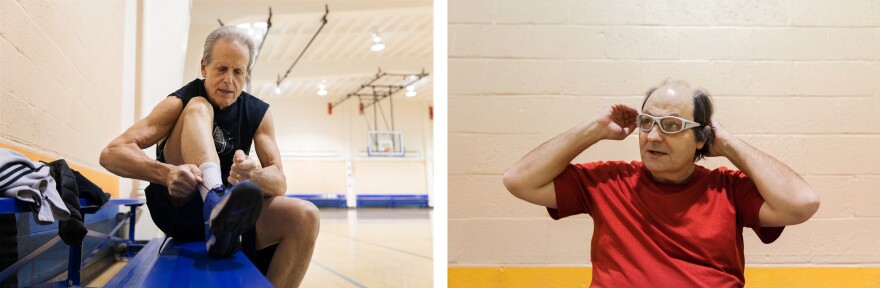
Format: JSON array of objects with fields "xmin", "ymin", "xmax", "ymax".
[
  {"xmin": 701, "ymin": 165, "xmax": 745, "ymax": 177},
  {"xmin": 571, "ymin": 160, "xmax": 642, "ymax": 179},
  {"xmin": 239, "ymin": 91, "xmax": 269, "ymax": 107},
  {"xmin": 170, "ymin": 78, "xmax": 205, "ymax": 99}
]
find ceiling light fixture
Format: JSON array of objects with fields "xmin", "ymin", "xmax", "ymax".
[
  {"xmin": 274, "ymin": 85, "xmax": 281, "ymax": 95},
  {"xmin": 370, "ymin": 33, "xmax": 385, "ymax": 52},
  {"xmin": 405, "ymin": 85, "xmax": 416, "ymax": 97},
  {"xmin": 317, "ymin": 81, "xmax": 328, "ymax": 96}
]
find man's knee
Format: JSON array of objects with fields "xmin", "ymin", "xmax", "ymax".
[
  {"xmin": 182, "ymin": 96, "xmax": 213, "ymax": 118},
  {"xmin": 285, "ymin": 198, "xmax": 320, "ymax": 239}
]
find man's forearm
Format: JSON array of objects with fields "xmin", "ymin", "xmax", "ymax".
[
  {"xmin": 722, "ymin": 138, "xmax": 819, "ymax": 222},
  {"xmin": 504, "ymin": 120, "xmax": 604, "ymax": 194},
  {"xmin": 250, "ymin": 165, "xmax": 287, "ymax": 197},
  {"xmin": 100, "ymin": 142, "xmax": 170, "ymax": 184}
]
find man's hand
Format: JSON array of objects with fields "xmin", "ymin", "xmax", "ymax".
[
  {"xmin": 229, "ymin": 150, "xmax": 262, "ymax": 185},
  {"xmin": 593, "ymin": 104, "xmax": 639, "ymax": 141},
  {"xmin": 166, "ymin": 164, "xmax": 202, "ymax": 199},
  {"xmin": 705, "ymin": 119, "xmax": 735, "ymax": 158}
]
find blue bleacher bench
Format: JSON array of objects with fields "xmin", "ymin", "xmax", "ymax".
[
  {"xmin": 287, "ymin": 194, "xmax": 347, "ymax": 208},
  {"xmin": 105, "ymin": 239, "xmax": 272, "ymax": 287},
  {"xmin": 356, "ymin": 194, "xmax": 429, "ymax": 208},
  {"xmin": 0, "ymin": 197, "xmax": 144, "ymax": 287},
  {"xmin": 2, "ymin": 197, "xmax": 275, "ymax": 287}
]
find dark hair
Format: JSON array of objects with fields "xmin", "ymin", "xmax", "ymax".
[{"xmin": 641, "ymin": 81, "xmax": 714, "ymax": 162}]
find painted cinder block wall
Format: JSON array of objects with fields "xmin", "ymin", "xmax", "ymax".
[
  {"xmin": 449, "ymin": 0, "xmax": 880, "ymax": 270},
  {"xmin": 0, "ymin": 0, "xmax": 125, "ymax": 193}
]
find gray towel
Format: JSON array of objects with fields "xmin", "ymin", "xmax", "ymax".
[{"xmin": 0, "ymin": 149, "xmax": 70, "ymax": 224}]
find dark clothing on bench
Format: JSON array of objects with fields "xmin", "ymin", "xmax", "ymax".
[
  {"xmin": 72, "ymin": 170, "xmax": 110, "ymax": 207},
  {"xmin": 144, "ymin": 78, "xmax": 275, "ymax": 273},
  {"xmin": 44, "ymin": 159, "xmax": 87, "ymax": 245}
]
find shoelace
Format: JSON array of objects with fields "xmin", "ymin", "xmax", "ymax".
[{"xmin": 156, "ymin": 183, "xmax": 212, "ymax": 256}]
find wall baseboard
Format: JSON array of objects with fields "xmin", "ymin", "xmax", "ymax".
[{"xmin": 448, "ymin": 267, "xmax": 880, "ymax": 287}]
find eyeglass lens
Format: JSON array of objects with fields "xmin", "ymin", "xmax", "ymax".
[{"xmin": 638, "ymin": 115, "xmax": 684, "ymax": 133}]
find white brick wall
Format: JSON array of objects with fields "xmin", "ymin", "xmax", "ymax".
[
  {"xmin": 449, "ymin": 0, "xmax": 880, "ymax": 266},
  {"xmin": 0, "ymin": 0, "xmax": 124, "ymax": 170}
]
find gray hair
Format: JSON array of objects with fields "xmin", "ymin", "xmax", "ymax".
[
  {"xmin": 202, "ymin": 26, "xmax": 256, "ymax": 70},
  {"xmin": 641, "ymin": 79, "xmax": 715, "ymax": 162}
]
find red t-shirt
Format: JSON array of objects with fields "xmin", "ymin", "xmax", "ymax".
[{"xmin": 549, "ymin": 161, "xmax": 784, "ymax": 288}]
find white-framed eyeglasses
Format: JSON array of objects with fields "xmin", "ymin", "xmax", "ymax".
[{"xmin": 636, "ymin": 113, "xmax": 702, "ymax": 134}]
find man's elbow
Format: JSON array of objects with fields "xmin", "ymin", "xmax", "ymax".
[
  {"xmin": 274, "ymin": 181, "xmax": 288, "ymax": 197},
  {"xmin": 792, "ymin": 190, "xmax": 821, "ymax": 224},
  {"xmin": 800, "ymin": 191, "xmax": 820, "ymax": 222},
  {"xmin": 502, "ymin": 169, "xmax": 521, "ymax": 197},
  {"xmin": 98, "ymin": 146, "xmax": 113, "ymax": 171}
]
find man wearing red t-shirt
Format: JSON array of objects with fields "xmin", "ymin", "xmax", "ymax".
[{"xmin": 503, "ymin": 80, "xmax": 820, "ymax": 287}]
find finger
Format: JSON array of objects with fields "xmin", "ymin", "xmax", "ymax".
[
  {"xmin": 234, "ymin": 150, "xmax": 246, "ymax": 163},
  {"xmin": 227, "ymin": 175, "xmax": 239, "ymax": 185},
  {"xmin": 182, "ymin": 172, "xmax": 200, "ymax": 189},
  {"xmin": 170, "ymin": 187, "xmax": 185, "ymax": 199},
  {"xmin": 230, "ymin": 166, "xmax": 247, "ymax": 179},
  {"xmin": 188, "ymin": 165, "xmax": 203, "ymax": 182},
  {"xmin": 237, "ymin": 159, "xmax": 257, "ymax": 171}
]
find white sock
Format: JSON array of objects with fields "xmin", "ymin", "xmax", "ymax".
[{"xmin": 198, "ymin": 162, "xmax": 224, "ymax": 200}]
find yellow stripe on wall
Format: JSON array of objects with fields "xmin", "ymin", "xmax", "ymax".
[
  {"xmin": 0, "ymin": 143, "xmax": 119, "ymax": 197},
  {"xmin": 449, "ymin": 267, "xmax": 880, "ymax": 288}
]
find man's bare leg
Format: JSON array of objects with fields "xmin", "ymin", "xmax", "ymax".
[
  {"xmin": 162, "ymin": 97, "xmax": 222, "ymax": 203},
  {"xmin": 255, "ymin": 196, "xmax": 320, "ymax": 287}
]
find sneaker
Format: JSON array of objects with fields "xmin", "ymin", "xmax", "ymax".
[{"xmin": 203, "ymin": 180, "xmax": 264, "ymax": 258}]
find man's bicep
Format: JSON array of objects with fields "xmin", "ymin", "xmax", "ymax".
[
  {"xmin": 758, "ymin": 202, "xmax": 795, "ymax": 227},
  {"xmin": 117, "ymin": 97, "xmax": 183, "ymax": 149},
  {"xmin": 536, "ymin": 182, "xmax": 558, "ymax": 209},
  {"xmin": 512, "ymin": 181, "xmax": 558, "ymax": 209}
]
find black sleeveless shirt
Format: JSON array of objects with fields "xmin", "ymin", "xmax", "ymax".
[{"xmin": 151, "ymin": 78, "xmax": 270, "ymax": 187}]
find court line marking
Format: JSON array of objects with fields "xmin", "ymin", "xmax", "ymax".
[
  {"xmin": 321, "ymin": 230, "xmax": 433, "ymax": 260},
  {"xmin": 311, "ymin": 259, "xmax": 369, "ymax": 288}
]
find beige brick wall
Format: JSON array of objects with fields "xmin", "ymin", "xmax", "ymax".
[
  {"xmin": 449, "ymin": 0, "xmax": 880, "ymax": 266},
  {"xmin": 0, "ymin": 0, "xmax": 124, "ymax": 171}
]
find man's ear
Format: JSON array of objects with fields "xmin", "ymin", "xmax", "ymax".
[
  {"xmin": 696, "ymin": 125, "xmax": 711, "ymax": 149},
  {"xmin": 200, "ymin": 59, "xmax": 207, "ymax": 78}
]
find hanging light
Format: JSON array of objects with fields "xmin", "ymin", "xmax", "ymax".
[
  {"xmin": 317, "ymin": 81, "xmax": 328, "ymax": 96},
  {"xmin": 405, "ymin": 85, "xmax": 416, "ymax": 97},
  {"xmin": 370, "ymin": 33, "xmax": 385, "ymax": 52},
  {"xmin": 274, "ymin": 85, "xmax": 281, "ymax": 95}
]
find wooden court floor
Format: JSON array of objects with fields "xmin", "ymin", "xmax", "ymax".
[
  {"xmin": 302, "ymin": 208, "xmax": 433, "ymax": 287},
  {"xmin": 88, "ymin": 208, "xmax": 433, "ymax": 287}
]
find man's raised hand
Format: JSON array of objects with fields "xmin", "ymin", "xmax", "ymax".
[{"xmin": 594, "ymin": 104, "xmax": 639, "ymax": 141}]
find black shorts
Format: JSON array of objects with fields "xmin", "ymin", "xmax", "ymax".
[{"xmin": 144, "ymin": 184, "xmax": 277, "ymax": 275}]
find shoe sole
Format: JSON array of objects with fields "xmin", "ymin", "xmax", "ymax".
[{"xmin": 207, "ymin": 181, "xmax": 263, "ymax": 258}]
